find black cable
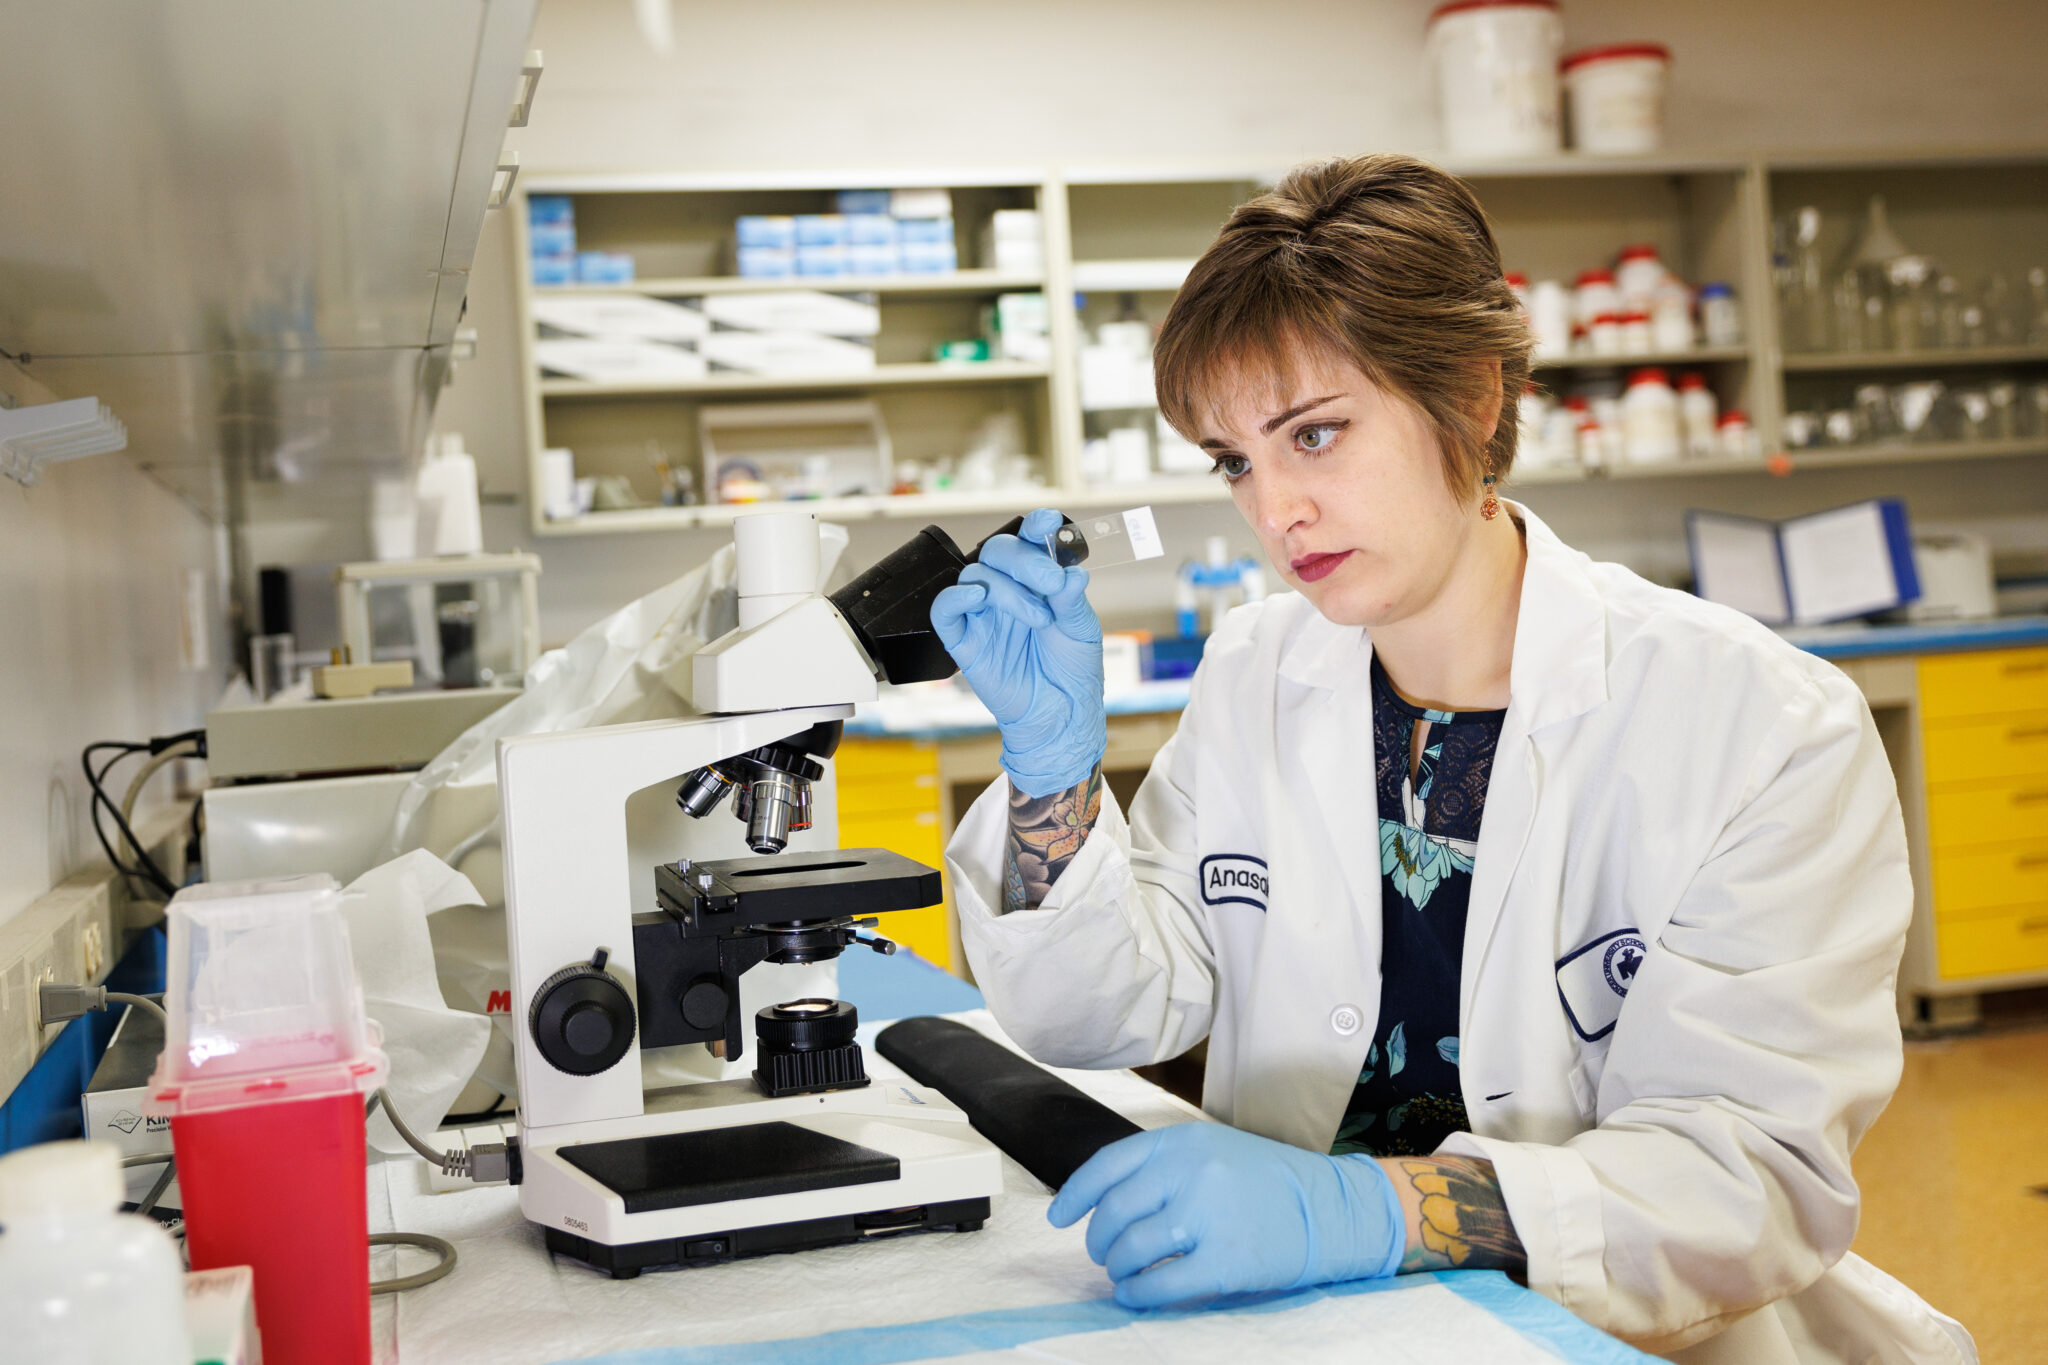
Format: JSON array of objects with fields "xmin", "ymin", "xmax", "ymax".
[
  {"xmin": 440, "ymin": 1092, "xmax": 508, "ymax": 1126},
  {"xmin": 84, "ymin": 743, "xmax": 174, "ymax": 894},
  {"xmin": 81, "ymin": 730, "xmax": 206, "ymax": 897}
]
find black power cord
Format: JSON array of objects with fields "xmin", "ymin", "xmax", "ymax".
[{"xmin": 81, "ymin": 730, "xmax": 205, "ymax": 896}]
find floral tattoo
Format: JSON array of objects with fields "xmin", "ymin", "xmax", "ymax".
[
  {"xmin": 1002, "ymin": 765, "xmax": 1104, "ymax": 914},
  {"xmin": 1395, "ymin": 1155, "xmax": 1526, "ymax": 1276}
]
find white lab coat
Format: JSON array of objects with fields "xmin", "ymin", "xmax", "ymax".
[{"xmin": 947, "ymin": 504, "xmax": 1975, "ymax": 1365}]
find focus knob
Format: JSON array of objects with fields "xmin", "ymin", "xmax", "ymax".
[{"xmin": 529, "ymin": 949, "xmax": 636, "ymax": 1076}]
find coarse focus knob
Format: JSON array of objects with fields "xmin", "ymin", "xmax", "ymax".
[
  {"xmin": 529, "ymin": 949, "xmax": 636, "ymax": 1077},
  {"xmin": 680, "ymin": 977, "xmax": 730, "ymax": 1031}
]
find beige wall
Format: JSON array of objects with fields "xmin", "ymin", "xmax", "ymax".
[
  {"xmin": 0, "ymin": 361, "xmax": 228, "ymax": 928},
  {"xmin": 241, "ymin": 0, "xmax": 2048, "ymax": 647}
]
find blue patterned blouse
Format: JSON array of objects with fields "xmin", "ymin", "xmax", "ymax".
[{"xmin": 1331, "ymin": 656, "xmax": 1505, "ymax": 1158}]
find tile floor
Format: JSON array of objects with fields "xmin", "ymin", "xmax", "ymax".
[{"xmin": 1851, "ymin": 1000, "xmax": 2048, "ymax": 1365}]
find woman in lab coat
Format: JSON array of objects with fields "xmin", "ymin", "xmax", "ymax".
[{"xmin": 929, "ymin": 155, "xmax": 1974, "ymax": 1365}]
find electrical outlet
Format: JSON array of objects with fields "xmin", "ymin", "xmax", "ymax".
[{"xmin": 0, "ymin": 843, "xmax": 138, "ymax": 1104}]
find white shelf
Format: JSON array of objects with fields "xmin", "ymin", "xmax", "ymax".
[
  {"xmin": 1534, "ymin": 346, "xmax": 1750, "ymax": 371},
  {"xmin": 537, "ymin": 361, "xmax": 1051, "ymax": 400},
  {"xmin": 1781, "ymin": 345, "xmax": 2048, "ymax": 372},
  {"xmin": 1776, "ymin": 437, "xmax": 2048, "ymax": 469},
  {"xmin": 534, "ymin": 483, "xmax": 1182, "ymax": 537},
  {"xmin": 1072, "ymin": 259, "xmax": 1195, "ymax": 293},
  {"xmin": 533, "ymin": 269, "xmax": 1045, "ymax": 298}
]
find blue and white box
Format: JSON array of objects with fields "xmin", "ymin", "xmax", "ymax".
[
  {"xmin": 531, "ymin": 255, "xmax": 575, "ymax": 286},
  {"xmin": 794, "ymin": 214, "xmax": 849, "ymax": 247},
  {"xmin": 736, "ymin": 215, "xmax": 797, "ymax": 250},
  {"xmin": 846, "ymin": 214, "xmax": 897, "ymax": 247},
  {"xmin": 900, "ymin": 240, "xmax": 959, "ymax": 274},
  {"xmin": 796, "ymin": 244, "xmax": 851, "ymax": 278},
  {"xmin": 895, "ymin": 216, "xmax": 955, "ymax": 245},
  {"xmin": 576, "ymin": 251, "xmax": 636, "ymax": 284},
  {"xmin": 836, "ymin": 189, "xmax": 893, "ymax": 215},
  {"xmin": 736, "ymin": 247, "xmax": 796, "ymax": 280},
  {"xmin": 849, "ymin": 243, "xmax": 900, "ymax": 276}
]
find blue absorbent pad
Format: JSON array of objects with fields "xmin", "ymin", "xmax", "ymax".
[{"xmin": 557, "ymin": 1271, "xmax": 1649, "ymax": 1364}]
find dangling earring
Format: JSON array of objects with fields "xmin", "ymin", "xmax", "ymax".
[{"xmin": 1480, "ymin": 468, "xmax": 1500, "ymax": 521}]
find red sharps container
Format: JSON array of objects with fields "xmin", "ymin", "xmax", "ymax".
[{"xmin": 145, "ymin": 875, "xmax": 389, "ymax": 1365}]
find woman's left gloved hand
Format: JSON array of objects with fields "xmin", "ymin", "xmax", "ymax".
[{"xmin": 1047, "ymin": 1122, "xmax": 1406, "ymax": 1309}]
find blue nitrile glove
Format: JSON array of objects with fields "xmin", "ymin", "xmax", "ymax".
[
  {"xmin": 930, "ymin": 507, "xmax": 1106, "ymax": 797},
  {"xmin": 1047, "ymin": 1122, "xmax": 1406, "ymax": 1310}
]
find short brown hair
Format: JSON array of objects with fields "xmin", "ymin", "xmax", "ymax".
[{"xmin": 1153, "ymin": 154, "xmax": 1531, "ymax": 499}]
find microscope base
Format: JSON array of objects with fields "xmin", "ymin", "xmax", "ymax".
[
  {"xmin": 518, "ymin": 1077, "xmax": 1004, "ymax": 1276},
  {"xmin": 544, "ymin": 1195, "xmax": 991, "ymax": 1279}
]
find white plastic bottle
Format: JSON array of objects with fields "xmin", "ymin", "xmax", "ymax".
[
  {"xmin": 0, "ymin": 1141, "xmax": 191, "ymax": 1364},
  {"xmin": 1622, "ymin": 367, "xmax": 1681, "ymax": 463},
  {"xmin": 1677, "ymin": 372, "xmax": 1718, "ymax": 458}
]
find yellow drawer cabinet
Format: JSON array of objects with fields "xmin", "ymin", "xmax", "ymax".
[
  {"xmin": 1918, "ymin": 712, "xmax": 2048, "ymax": 786},
  {"xmin": 833, "ymin": 738, "xmax": 953, "ymax": 970},
  {"xmin": 1916, "ymin": 647, "xmax": 2048, "ymax": 994},
  {"xmin": 1926, "ymin": 779, "xmax": 2048, "ymax": 850},
  {"xmin": 1934, "ymin": 905, "xmax": 2048, "ymax": 980},
  {"xmin": 1929, "ymin": 840, "xmax": 2048, "ymax": 917},
  {"xmin": 1916, "ymin": 645, "xmax": 2048, "ymax": 721}
]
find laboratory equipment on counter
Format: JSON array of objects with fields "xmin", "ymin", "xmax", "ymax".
[
  {"xmin": 336, "ymin": 552, "xmax": 541, "ymax": 690},
  {"xmin": 1426, "ymin": 0, "xmax": 1562, "ymax": 158},
  {"xmin": 503, "ymin": 509, "xmax": 1122, "ymax": 1276},
  {"xmin": 145, "ymin": 875, "xmax": 390, "ymax": 1365},
  {"xmin": 0, "ymin": 1141, "xmax": 190, "ymax": 1365},
  {"xmin": 1177, "ymin": 536, "xmax": 1268, "ymax": 638}
]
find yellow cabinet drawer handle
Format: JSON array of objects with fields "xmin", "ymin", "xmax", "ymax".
[
  {"xmin": 2003, "ymin": 659, "xmax": 2048, "ymax": 676},
  {"xmin": 2015, "ymin": 790, "xmax": 2048, "ymax": 805},
  {"xmin": 2018, "ymin": 853, "xmax": 2048, "ymax": 869},
  {"xmin": 2022, "ymin": 917, "xmax": 2048, "ymax": 934},
  {"xmin": 2011, "ymin": 726, "xmax": 2048, "ymax": 742}
]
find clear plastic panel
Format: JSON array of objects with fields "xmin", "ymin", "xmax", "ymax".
[{"xmin": 147, "ymin": 875, "xmax": 386, "ymax": 1116}]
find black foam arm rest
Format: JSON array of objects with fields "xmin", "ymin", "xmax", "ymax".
[{"xmin": 874, "ymin": 1016, "xmax": 1144, "ymax": 1191}]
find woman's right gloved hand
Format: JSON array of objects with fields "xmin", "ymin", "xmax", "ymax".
[{"xmin": 930, "ymin": 508, "xmax": 1107, "ymax": 797}]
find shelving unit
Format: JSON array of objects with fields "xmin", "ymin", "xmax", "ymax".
[
  {"xmin": 512, "ymin": 149, "xmax": 2048, "ymax": 538},
  {"xmin": 535, "ymin": 268, "xmax": 1045, "ymax": 299},
  {"xmin": 1783, "ymin": 345, "xmax": 2048, "ymax": 373},
  {"xmin": 537, "ymin": 361, "xmax": 1051, "ymax": 401}
]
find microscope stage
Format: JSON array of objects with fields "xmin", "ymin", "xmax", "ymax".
[{"xmin": 519, "ymin": 1078, "xmax": 1002, "ymax": 1276}]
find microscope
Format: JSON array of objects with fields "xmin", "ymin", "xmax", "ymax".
[{"xmin": 501, "ymin": 509, "xmax": 1074, "ymax": 1278}]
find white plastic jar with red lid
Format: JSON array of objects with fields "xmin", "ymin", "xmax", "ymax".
[
  {"xmin": 1622, "ymin": 367, "xmax": 1681, "ymax": 463},
  {"xmin": 1615, "ymin": 244, "xmax": 1666, "ymax": 308},
  {"xmin": 1575, "ymin": 268, "xmax": 1620, "ymax": 331},
  {"xmin": 1427, "ymin": 0, "xmax": 1563, "ymax": 157},
  {"xmin": 1562, "ymin": 44, "xmax": 1671, "ymax": 154}
]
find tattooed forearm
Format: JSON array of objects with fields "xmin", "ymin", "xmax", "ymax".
[
  {"xmin": 1001, "ymin": 765, "xmax": 1104, "ymax": 914},
  {"xmin": 1389, "ymin": 1155, "xmax": 1526, "ymax": 1277}
]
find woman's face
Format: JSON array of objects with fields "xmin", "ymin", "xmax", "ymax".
[{"xmin": 1195, "ymin": 353, "xmax": 1486, "ymax": 629}]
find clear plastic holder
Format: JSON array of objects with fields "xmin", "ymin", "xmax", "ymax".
[
  {"xmin": 1052, "ymin": 505, "xmax": 1164, "ymax": 570},
  {"xmin": 146, "ymin": 874, "xmax": 388, "ymax": 1119}
]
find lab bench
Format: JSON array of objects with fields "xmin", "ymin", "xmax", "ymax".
[
  {"xmin": 839, "ymin": 619, "xmax": 2048, "ymax": 1027},
  {"xmin": 371, "ymin": 952, "xmax": 1649, "ymax": 1365}
]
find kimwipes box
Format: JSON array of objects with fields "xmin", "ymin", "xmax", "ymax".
[{"xmin": 81, "ymin": 1004, "xmax": 181, "ymax": 1213}]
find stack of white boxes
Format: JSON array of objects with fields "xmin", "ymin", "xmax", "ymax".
[
  {"xmin": 530, "ymin": 293, "xmax": 712, "ymax": 384},
  {"xmin": 699, "ymin": 291, "xmax": 880, "ymax": 377}
]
